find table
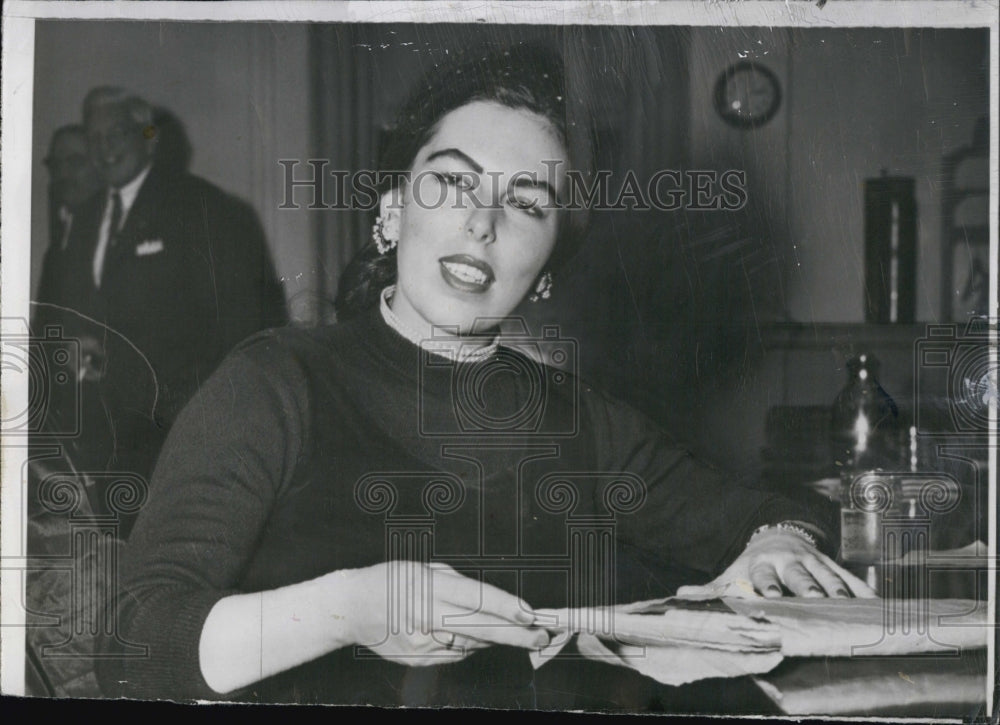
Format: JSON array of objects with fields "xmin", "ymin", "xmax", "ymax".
[
  {"xmin": 525, "ymin": 593, "xmax": 991, "ymax": 717},
  {"xmin": 525, "ymin": 644, "xmax": 988, "ymax": 717},
  {"xmin": 754, "ymin": 650, "xmax": 989, "ymax": 718}
]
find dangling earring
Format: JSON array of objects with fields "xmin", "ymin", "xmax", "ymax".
[
  {"xmin": 528, "ymin": 271, "xmax": 553, "ymax": 303},
  {"xmin": 372, "ymin": 212, "xmax": 399, "ymax": 254}
]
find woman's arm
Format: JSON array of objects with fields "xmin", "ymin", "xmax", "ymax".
[
  {"xmin": 197, "ymin": 570, "xmax": 358, "ymax": 695},
  {"xmin": 99, "ymin": 336, "xmax": 544, "ymax": 699},
  {"xmin": 97, "ymin": 336, "xmax": 308, "ymax": 699},
  {"xmin": 584, "ymin": 388, "xmax": 871, "ymax": 597},
  {"xmin": 199, "ymin": 562, "xmax": 546, "ymax": 695}
]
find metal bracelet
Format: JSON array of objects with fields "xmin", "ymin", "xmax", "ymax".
[{"xmin": 747, "ymin": 521, "xmax": 819, "ymax": 549}]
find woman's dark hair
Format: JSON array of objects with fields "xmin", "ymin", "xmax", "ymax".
[{"xmin": 334, "ymin": 43, "xmax": 590, "ymax": 320}]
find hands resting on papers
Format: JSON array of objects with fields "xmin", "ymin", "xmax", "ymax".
[
  {"xmin": 357, "ymin": 533, "xmax": 873, "ymax": 664},
  {"xmin": 677, "ymin": 527, "xmax": 878, "ymax": 601},
  {"xmin": 326, "ymin": 532, "xmax": 876, "ymax": 672},
  {"xmin": 346, "ymin": 561, "xmax": 549, "ymax": 666}
]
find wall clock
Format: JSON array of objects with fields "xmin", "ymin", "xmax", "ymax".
[{"xmin": 713, "ymin": 62, "xmax": 782, "ymax": 129}]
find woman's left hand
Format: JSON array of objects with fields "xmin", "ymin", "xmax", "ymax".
[{"xmin": 676, "ymin": 528, "xmax": 877, "ymax": 600}]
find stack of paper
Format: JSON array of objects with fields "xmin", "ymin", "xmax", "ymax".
[
  {"xmin": 531, "ymin": 598, "xmax": 784, "ymax": 685},
  {"xmin": 531, "ymin": 596, "xmax": 988, "ymax": 688},
  {"xmin": 723, "ymin": 597, "xmax": 987, "ymax": 657}
]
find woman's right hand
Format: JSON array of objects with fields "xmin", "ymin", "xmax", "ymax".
[{"xmin": 344, "ymin": 561, "xmax": 549, "ymax": 666}]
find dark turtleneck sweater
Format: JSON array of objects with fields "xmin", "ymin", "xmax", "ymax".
[{"xmin": 98, "ymin": 306, "xmax": 834, "ymax": 705}]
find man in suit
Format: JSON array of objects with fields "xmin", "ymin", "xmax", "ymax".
[
  {"xmin": 34, "ymin": 87, "xmax": 288, "ymax": 533},
  {"xmin": 43, "ymin": 124, "xmax": 103, "ymax": 250}
]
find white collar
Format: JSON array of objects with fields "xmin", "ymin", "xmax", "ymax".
[
  {"xmin": 379, "ymin": 285, "xmax": 500, "ymax": 363},
  {"xmin": 110, "ymin": 162, "xmax": 152, "ymax": 215}
]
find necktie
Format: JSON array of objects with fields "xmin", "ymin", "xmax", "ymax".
[
  {"xmin": 108, "ymin": 190, "xmax": 123, "ymax": 246},
  {"xmin": 93, "ymin": 190, "xmax": 123, "ymax": 287}
]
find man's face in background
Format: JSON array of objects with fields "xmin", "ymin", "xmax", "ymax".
[
  {"xmin": 45, "ymin": 128, "xmax": 102, "ymax": 208},
  {"xmin": 86, "ymin": 103, "xmax": 156, "ymax": 189}
]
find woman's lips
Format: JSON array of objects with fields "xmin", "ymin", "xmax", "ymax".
[{"xmin": 439, "ymin": 255, "xmax": 495, "ymax": 293}]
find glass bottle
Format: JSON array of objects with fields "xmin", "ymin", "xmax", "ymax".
[
  {"xmin": 833, "ymin": 354, "xmax": 901, "ymax": 588},
  {"xmin": 830, "ymin": 353, "xmax": 899, "ymax": 474}
]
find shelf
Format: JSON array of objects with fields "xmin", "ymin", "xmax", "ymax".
[{"xmin": 760, "ymin": 322, "xmax": 929, "ymax": 351}]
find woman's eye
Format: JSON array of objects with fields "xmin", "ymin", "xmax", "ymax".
[
  {"xmin": 508, "ymin": 196, "xmax": 543, "ymax": 218},
  {"xmin": 434, "ymin": 171, "xmax": 476, "ymax": 191}
]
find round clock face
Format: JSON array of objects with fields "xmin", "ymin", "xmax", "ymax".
[{"xmin": 714, "ymin": 62, "xmax": 782, "ymax": 129}]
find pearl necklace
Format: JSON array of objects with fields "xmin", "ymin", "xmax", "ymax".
[{"xmin": 379, "ymin": 286, "xmax": 500, "ymax": 364}]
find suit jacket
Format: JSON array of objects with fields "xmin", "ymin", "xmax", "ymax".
[{"xmin": 34, "ymin": 164, "xmax": 288, "ymax": 489}]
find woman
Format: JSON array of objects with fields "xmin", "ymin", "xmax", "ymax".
[{"xmin": 99, "ymin": 45, "xmax": 871, "ymax": 706}]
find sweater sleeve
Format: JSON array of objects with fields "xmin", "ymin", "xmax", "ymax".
[
  {"xmin": 96, "ymin": 332, "xmax": 308, "ymax": 701},
  {"xmin": 584, "ymin": 386, "xmax": 837, "ymax": 579}
]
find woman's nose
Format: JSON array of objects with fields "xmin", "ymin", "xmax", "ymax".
[{"xmin": 464, "ymin": 206, "xmax": 498, "ymax": 244}]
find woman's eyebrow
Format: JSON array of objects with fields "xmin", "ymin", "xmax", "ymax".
[
  {"xmin": 509, "ymin": 175, "xmax": 557, "ymax": 203},
  {"xmin": 426, "ymin": 147, "xmax": 558, "ymax": 202},
  {"xmin": 425, "ymin": 148, "xmax": 483, "ymax": 174}
]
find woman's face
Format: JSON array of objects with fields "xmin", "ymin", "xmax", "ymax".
[{"xmin": 390, "ymin": 100, "xmax": 567, "ymax": 337}]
